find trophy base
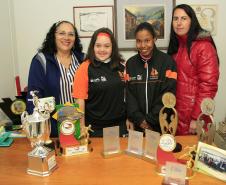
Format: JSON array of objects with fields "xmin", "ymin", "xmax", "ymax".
[
  {"xmin": 27, "ymin": 150, "xmax": 57, "ymax": 176},
  {"xmin": 61, "ymin": 145, "xmax": 88, "ymax": 156},
  {"xmin": 124, "ymin": 149, "xmax": 143, "ymax": 159},
  {"xmin": 102, "ymin": 150, "xmax": 123, "ymax": 158},
  {"xmin": 142, "ymin": 154, "xmax": 157, "ymax": 164}
]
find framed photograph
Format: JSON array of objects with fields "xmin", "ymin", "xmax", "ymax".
[
  {"xmin": 194, "ymin": 142, "xmax": 226, "ymax": 182},
  {"xmin": 114, "ymin": 0, "xmax": 175, "ymax": 51},
  {"xmin": 190, "ymin": 5, "xmax": 217, "ymax": 36},
  {"xmin": 73, "ymin": 6, "xmax": 114, "ymax": 38}
]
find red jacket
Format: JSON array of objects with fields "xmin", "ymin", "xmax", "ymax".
[{"xmin": 173, "ymin": 32, "xmax": 219, "ymax": 135}]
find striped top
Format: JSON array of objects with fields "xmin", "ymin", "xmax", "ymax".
[{"xmin": 56, "ymin": 53, "xmax": 80, "ymax": 104}]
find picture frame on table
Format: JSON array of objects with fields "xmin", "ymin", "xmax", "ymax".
[
  {"xmin": 194, "ymin": 142, "xmax": 226, "ymax": 182},
  {"xmin": 114, "ymin": 0, "xmax": 175, "ymax": 51},
  {"xmin": 73, "ymin": 5, "xmax": 115, "ymax": 38}
]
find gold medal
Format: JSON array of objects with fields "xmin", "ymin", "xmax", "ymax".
[
  {"xmin": 162, "ymin": 92, "xmax": 176, "ymax": 108},
  {"xmin": 10, "ymin": 99, "xmax": 26, "ymax": 115}
]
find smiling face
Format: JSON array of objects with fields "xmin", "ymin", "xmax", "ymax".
[
  {"xmin": 136, "ymin": 29, "xmax": 156, "ymax": 58},
  {"xmin": 94, "ymin": 34, "xmax": 112, "ymax": 62},
  {"xmin": 55, "ymin": 22, "xmax": 75, "ymax": 54},
  {"xmin": 172, "ymin": 8, "xmax": 191, "ymax": 36}
]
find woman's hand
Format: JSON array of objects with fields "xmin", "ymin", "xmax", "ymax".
[
  {"xmin": 189, "ymin": 120, "xmax": 197, "ymax": 134},
  {"xmin": 140, "ymin": 120, "xmax": 152, "ymax": 130}
]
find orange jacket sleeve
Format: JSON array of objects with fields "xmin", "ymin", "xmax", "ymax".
[{"xmin": 73, "ymin": 60, "xmax": 90, "ymax": 99}]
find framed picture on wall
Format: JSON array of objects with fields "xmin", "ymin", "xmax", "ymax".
[
  {"xmin": 73, "ymin": 5, "xmax": 115, "ymax": 38},
  {"xmin": 190, "ymin": 4, "xmax": 217, "ymax": 36},
  {"xmin": 114, "ymin": 0, "xmax": 175, "ymax": 51}
]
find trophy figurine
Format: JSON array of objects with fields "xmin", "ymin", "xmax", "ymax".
[
  {"xmin": 196, "ymin": 98, "xmax": 216, "ymax": 145},
  {"xmin": 21, "ymin": 91, "xmax": 57, "ymax": 176}
]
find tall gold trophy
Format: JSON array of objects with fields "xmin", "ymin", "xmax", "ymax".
[
  {"xmin": 159, "ymin": 92, "xmax": 181, "ymax": 152},
  {"xmin": 21, "ymin": 91, "xmax": 57, "ymax": 176}
]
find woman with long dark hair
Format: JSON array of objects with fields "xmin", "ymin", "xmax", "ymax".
[{"xmin": 167, "ymin": 4, "xmax": 219, "ymax": 135}]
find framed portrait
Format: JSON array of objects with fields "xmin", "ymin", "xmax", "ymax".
[
  {"xmin": 194, "ymin": 142, "xmax": 226, "ymax": 182},
  {"xmin": 73, "ymin": 5, "xmax": 114, "ymax": 38},
  {"xmin": 114, "ymin": 0, "xmax": 175, "ymax": 51},
  {"xmin": 190, "ymin": 4, "xmax": 217, "ymax": 36}
]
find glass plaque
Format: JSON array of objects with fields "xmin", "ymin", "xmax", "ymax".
[
  {"xmin": 143, "ymin": 129, "xmax": 160, "ymax": 160},
  {"xmin": 163, "ymin": 162, "xmax": 187, "ymax": 185},
  {"xmin": 126, "ymin": 130, "xmax": 143, "ymax": 157},
  {"xmin": 103, "ymin": 126, "xmax": 121, "ymax": 157}
]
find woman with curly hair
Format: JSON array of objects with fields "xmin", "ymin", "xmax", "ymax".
[{"xmin": 27, "ymin": 20, "xmax": 84, "ymax": 137}]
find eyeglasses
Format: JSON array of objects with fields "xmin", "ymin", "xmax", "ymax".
[{"xmin": 55, "ymin": 31, "xmax": 75, "ymax": 38}]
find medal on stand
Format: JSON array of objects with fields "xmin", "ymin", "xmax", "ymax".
[{"xmin": 196, "ymin": 98, "xmax": 216, "ymax": 145}]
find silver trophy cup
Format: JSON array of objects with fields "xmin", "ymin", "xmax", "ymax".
[{"xmin": 21, "ymin": 91, "xmax": 57, "ymax": 176}]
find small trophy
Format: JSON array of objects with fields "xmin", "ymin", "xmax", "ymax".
[
  {"xmin": 143, "ymin": 129, "xmax": 160, "ymax": 162},
  {"xmin": 196, "ymin": 98, "xmax": 216, "ymax": 145},
  {"xmin": 102, "ymin": 126, "xmax": 121, "ymax": 158},
  {"xmin": 125, "ymin": 130, "xmax": 143, "ymax": 158},
  {"xmin": 21, "ymin": 91, "xmax": 57, "ymax": 176},
  {"xmin": 54, "ymin": 103, "xmax": 90, "ymax": 156}
]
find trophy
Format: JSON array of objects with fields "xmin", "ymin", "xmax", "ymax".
[
  {"xmin": 54, "ymin": 103, "xmax": 90, "ymax": 156},
  {"xmin": 21, "ymin": 91, "xmax": 57, "ymax": 176},
  {"xmin": 159, "ymin": 92, "xmax": 181, "ymax": 152},
  {"xmin": 156, "ymin": 92, "xmax": 181, "ymax": 176},
  {"xmin": 196, "ymin": 98, "xmax": 216, "ymax": 145}
]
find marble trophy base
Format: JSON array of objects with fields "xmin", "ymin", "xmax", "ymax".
[
  {"xmin": 27, "ymin": 149, "xmax": 57, "ymax": 177},
  {"xmin": 124, "ymin": 149, "xmax": 143, "ymax": 159},
  {"xmin": 61, "ymin": 144, "xmax": 88, "ymax": 156}
]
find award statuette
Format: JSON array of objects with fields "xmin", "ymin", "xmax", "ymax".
[
  {"xmin": 196, "ymin": 98, "xmax": 216, "ymax": 145},
  {"xmin": 102, "ymin": 126, "xmax": 121, "ymax": 158},
  {"xmin": 156, "ymin": 92, "xmax": 181, "ymax": 176},
  {"xmin": 54, "ymin": 103, "xmax": 89, "ymax": 156},
  {"xmin": 21, "ymin": 91, "xmax": 57, "ymax": 176},
  {"xmin": 159, "ymin": 92, "xmax": 181, "ymax": 152},
  {"xmin": 143, "ymin": 129, "xmax": 160, "ymax": 162},
  {"xmin": 125, "ymin": 130, "xmax": 143, "ymax": 158}
]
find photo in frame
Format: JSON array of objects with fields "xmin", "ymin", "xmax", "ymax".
[
  {"xmin": 73, "ymin": 5, "xmax": 114, "ymax": 38},
  {"xmin": 194, "ymin": 142, "xmax": 226, "ymax": 182},
  {"xmin": 114, "ymin": 0, "xmax": 175, "ymax": 50}
]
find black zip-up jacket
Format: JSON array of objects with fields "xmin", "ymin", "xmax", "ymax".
[{"xmin": 126, "ymin": 46, "xmax": 177, "ymax": 133}]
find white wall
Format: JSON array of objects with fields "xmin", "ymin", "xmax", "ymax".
[
  {"xmin": 0, "ymin": 0, "xmax": 16, "ymax": 100},
  {"xmin": 1, "ymin": 0, "xmax": 226, "ymax": 122}
]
